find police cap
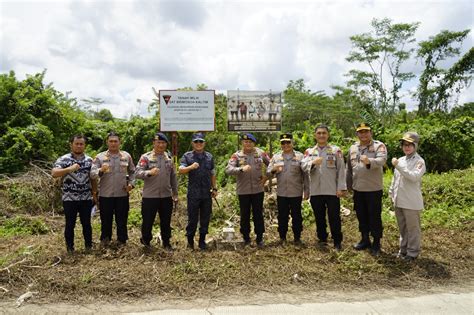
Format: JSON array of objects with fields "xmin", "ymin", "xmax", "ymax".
[
  {"xmin": 356, "ymin": 122, "xmax": 371, "ymax": 132},
  {"xmin": 154, "ymin": 132, "xmax": 169, "ymax": 143},
  {"xmin": 241, "ymin": 133, "xmax": 257, "ymax": 143}
]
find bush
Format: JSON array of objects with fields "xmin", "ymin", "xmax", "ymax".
[
  {"xmin": 382, "ymin": 167, "xmax": 474, "ymax": 228},
  {"xmin": 421, "ymin": 168, "xmax": 474, "ymax": 227},
  {"xmin": 378, "ymin": 115, "xmax": 474, "ymax": 173},
  {"xmin": 0, "ymin": 216, "xmax": 49, "ymax": 237}
]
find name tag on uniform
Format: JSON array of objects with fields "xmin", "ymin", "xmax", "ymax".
[{"xmin": 327, "ymin": 155, "xmax": 336, "ymax": 168}]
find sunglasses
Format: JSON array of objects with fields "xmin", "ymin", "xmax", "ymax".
[
  {"xmin": 193, "ymin": 140, "xmax": 205, "ymax": 143},
  {"xmin": 281, "ymin": 141, "xmax": 292, "ymax": 145}
]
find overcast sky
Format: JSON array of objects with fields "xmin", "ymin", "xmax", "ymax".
[{"xmin": 1, "ymin": 0, "xmax": 473, "ymax": 118}]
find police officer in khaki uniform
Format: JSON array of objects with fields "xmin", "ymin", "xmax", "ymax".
[
  {"xmin": 303, "ymin": 125, "xmax": 346, "ymax": 250},
  {"xmin": 225, "ymin": 133, "xmax": 270, "ymax": 247},
  {"xmin": 91, "ymin": 132, "xmax": 135, "ymax": 246},
  {"xmin": 346, "ymin": 123, "xmax": 387, "ymax": 255},
  {"xmin": 267, "ymin": 133, "xmax": 309, "ymax": 245},
  {"xmin": 389, "ymin": 132, "xmax": 426, "ymax": 261},
  {"xmin": 135, "ymin": 132, "xmax": 178, "ymax": 249}
]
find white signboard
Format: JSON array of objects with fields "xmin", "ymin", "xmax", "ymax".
[{"xmin": 159, "ymin": 90, "xmax": 215, "ymax": 131}]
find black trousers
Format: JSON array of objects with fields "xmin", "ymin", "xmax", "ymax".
[
  {"xmin": 238, "ymin": 192, "xmax": 265, "ymax": 239},
  {"xmin": 353, "ymin": 190, "xmax": 383, "ymax": 239},
  {"xmin": 277, "ymin": 196, "xmax": 303, "ymax": 240},
  {"xmin": 99, "ymin": 196, "xmax": 129, "ymax": 243},
  {"xmin": 141, "ymin": 197, "xmax": 173, "ymax": 244},
  {"xmin": 63, "ymin": 200, "xmax": 93, "ymax": 250},
  {"xmin": 310, "ymin": 195, "xmax": 343, "ymax": 244},
  {"xmin": 186, "ymin": 197, "xmax": 212, "ymax": 237}
]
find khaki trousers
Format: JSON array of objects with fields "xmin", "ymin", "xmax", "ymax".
[{"xmin": 395, "ymin": 207, "xmax": 421, "ymax": 258}]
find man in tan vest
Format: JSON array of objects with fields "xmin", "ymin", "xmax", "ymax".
[{"xmin": 347, "ymin": 123, "xmax": 387, "ymax": 256}]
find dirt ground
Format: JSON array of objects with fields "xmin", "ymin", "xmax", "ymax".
[
  {"xmin": 1, "ymin": 169, "xmax": 473, "ymax": 312},
  {"xmin": 1, "ymin": 214, "xmax": 473, "ymax": 313},
  {"xmin": 1, "ymin": 282, "xmax": 473, "ymax": 313}
]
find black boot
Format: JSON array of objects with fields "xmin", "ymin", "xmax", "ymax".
[
  {"xmin": 370, "ymin": 237, "xmax": 381, "ymax": 256},
  {"xmin": 187, "ymin": 236, "xmax": 194, "ymax": 250},
  {"xmin": 353, "ymin": 233, "xmax": 371, "ymax": 250},
  {"xmin": 256, "ymin": 234, "xmax": 264, "ymax": 248},
  {"xmin": 243, "ymin": 235, "xmax": 251, "ymax": 246},
  {"xmin": 198, "ymin": 233, "xmax": 207, "ymax": 250},
  {"xmin": 163, "ymin": 239, "xmax": 173, "ymax": 251},
  {"xmin": 294, "ymin": 233, "xmax": 302, "ymax": 246},
  {"xmin": 140, "ymin": 238, "xmax": 151, "ymax": 248}
]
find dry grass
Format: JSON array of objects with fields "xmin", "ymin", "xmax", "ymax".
[
  {"xmin": 0, "ymin": 213, "xmax": 472, "ymax": 303},
  {"xmin": 0, "ymin": 166, "xmax": 473, "ymax": 303}
]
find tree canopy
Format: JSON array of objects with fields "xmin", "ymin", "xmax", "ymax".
[{"xmin": 0, "ymin": 19, "xmax": 472, "ymax": 175}]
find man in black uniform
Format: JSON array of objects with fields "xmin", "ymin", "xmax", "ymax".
[{"xmin": 179, "ymin": 133, "xmax": 218, "ymax": 250}]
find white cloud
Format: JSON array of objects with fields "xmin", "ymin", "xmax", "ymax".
[{"xmin": 1, "ymin": 0, "xmax": 472, "ymax": 118}]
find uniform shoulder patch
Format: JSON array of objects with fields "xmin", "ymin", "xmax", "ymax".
[
  {"xmin": 377, "ymin": 143, "xmax": 387, "ymax": 152},
  {"xmin": 139, "ymin": 155, "xmax": 148, "ymax": 166},
  {"xmin": 229, "ymin": 153, "xmax": 239, "ymax": 161}
]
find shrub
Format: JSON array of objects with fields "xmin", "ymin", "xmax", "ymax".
[{"xmin": 0, "ymin": 216, "xmax": 49, "ymax": 237}]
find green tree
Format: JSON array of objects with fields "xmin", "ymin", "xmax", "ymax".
[
  {"xmin": 346, "ymin": 18, "xmax": 419, "ymax": 125},
  {"xmin": 93, "ymin": 108, "xmax": 114, "ymax": 122},
  {"xmin": 283, "ymin": 79, "xmax": 333, "ymax": 130},
  {"xmin": 0, "ymin": 71, "xmax": 87, "ymax": 173},
  {"xmin": 283, "ymin": 80, "xmax": 363, "ymax": 138},
  {"xmin": 416, "ymin": 30, "xmax": 472, "ymax": 115}
]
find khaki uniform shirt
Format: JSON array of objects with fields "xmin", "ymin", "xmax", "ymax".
[
  {"xmin": 389, "ymin": 153, "xmax": 426, "ymax": 210},
  {"xmin": 346, "ymin": 140, "xmax": 387, "ymax": 192},
  {"xmin": 91, "ymin": 151, "xmax": 135, "ymax": 198},
  {"xmin": 302, "ymin": 145, "xmax": 346, "ymax": 196},
  {"xmin": 135, "ymin": 151, "xmax": 178, "ymax": 198},
  {"xmin": 267, "ymin": 150, "xmax": 309, "ymax": 198},
  {"xmin": 225, "ymin": 148, "xmax": 270, "ymax": 195}
]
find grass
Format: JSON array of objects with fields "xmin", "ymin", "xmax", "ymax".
[
  {"xmin": 0, "ymin": 166, "xmax": 472, "ymax": 303},
  {"xmin": 0, "ymin": 216, "xmax": 49, "ymax": 238}
]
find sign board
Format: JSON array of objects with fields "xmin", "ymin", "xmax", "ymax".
[
  {"xmin": 159, "ymin": 90, "xmax": 215, "ymax": 131},
  {"xmin": 227, "ymin": 90, "xmax": 282, "ymax": 132}
]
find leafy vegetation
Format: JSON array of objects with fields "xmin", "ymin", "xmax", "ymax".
[
  {"xmin": 1, "ymin": 20, "xmax": 471, "ymax": 175},
  {"xmin": 0, "ymin": 216, "xmax": 49, "ymax": 237}
]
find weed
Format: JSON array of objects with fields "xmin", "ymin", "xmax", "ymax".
[
  {"xmin": 127, "ymin": 208, "xmax": 142, "ymax": 228},
  {"xmin": 0, "ymin": 216, "xmax": 49, "ymax": 237}
]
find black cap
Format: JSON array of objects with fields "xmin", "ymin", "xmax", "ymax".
[{"xmin": 280, "ymin": 133, "xmax": 293, "ymax": 142}]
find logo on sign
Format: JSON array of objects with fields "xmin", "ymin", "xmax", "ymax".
[{"xmin": 163, "ymin": 95, "xmax": 172, "ymax": 104}]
